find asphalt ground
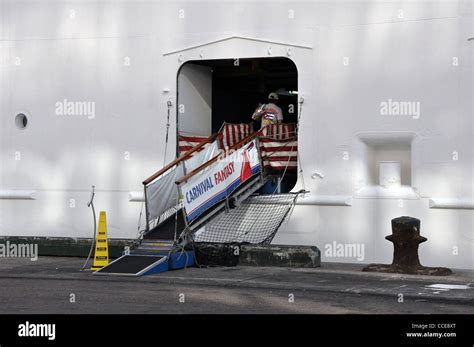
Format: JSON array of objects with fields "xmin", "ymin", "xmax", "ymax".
[{"xmin": 0, "ymin": 256, "xmax": 472, "ymax": 314}]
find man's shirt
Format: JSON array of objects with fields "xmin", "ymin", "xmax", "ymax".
[{"xmin": 252, "ymin": 103, "xmax": 283, "ymax": 128}]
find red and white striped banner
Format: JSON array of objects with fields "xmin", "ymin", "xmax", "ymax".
[
  {"xmin": 259, "ymin": 137, "xmax": 298, "ymax": 171},
  {"xmin": 179, "ymin": 123, "xmax": 297, "ymax": 171},
  {"xmin": 259, "ymin": 123, "xmax": 296, "ymax": 140},
  {"xmin": 219, "ymin": 122, "xmax": 254, "ymax": 148},
  {"xmin": 178, "ymin": 134, "xmax": 208, "ymax": 157}
]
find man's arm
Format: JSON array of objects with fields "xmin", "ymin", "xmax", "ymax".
[
  {"xmin": 252, "ymin": 104, "xmax": 265, "ymax": 120},
  {"xmin": 277, "ymin": 107, "xmax": 284, "ymax": 125}
]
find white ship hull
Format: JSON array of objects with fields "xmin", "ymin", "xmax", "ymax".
[{"xmin": 0, "ymin": 0, "xmax": 472, "ymax": 269}]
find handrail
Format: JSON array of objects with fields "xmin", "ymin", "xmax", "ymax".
[
  {"xmin": 142, "ymin": 133, "xmax": 218, "ymax": 185},
  {"xmin": 175, "ymin": 131, "xmax": 260, "ymax": 185}
]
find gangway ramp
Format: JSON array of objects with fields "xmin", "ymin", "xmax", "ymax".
[
  {"xmin": 94, "ymin": 238, "xmax": 195, "ymax": 276},
  {"xmin": 94, "ymin": 255, "xmax": 169, "ymax": 276},
  {"xmin": 95, "ymin": 127, "xmax": 300, "ymax": 276}
]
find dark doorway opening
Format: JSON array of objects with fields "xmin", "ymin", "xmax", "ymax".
[
  {"xmin": 177, "ymin": 57, "xmax": 298, "ymax": 192},
  {"xmin": 189, "ymin": 57, "xmax": 298, "ymax": 132}
]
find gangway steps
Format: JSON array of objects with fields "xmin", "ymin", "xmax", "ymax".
[
  {"xmin": 136, "ymin": 240, "xmax": 174, "ymax": 251},
  {"xmin": 131, "ymin": 239, "xmax": 174, "ymax": 256}
]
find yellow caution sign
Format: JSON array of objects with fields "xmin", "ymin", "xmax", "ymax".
[{"xmin": 91, "ymin": 211, "xmax": 109, "ymax": 271}]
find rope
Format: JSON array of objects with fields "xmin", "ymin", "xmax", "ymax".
[
  {"xmin": 163, "ymin": 99, "xmax": 173, "ymax": 167},
  {"xmin": 296, "ymin": 97, "xmax": 306, "ymax": 191},
  {"xmin": 81, "ymin": 186, "xmax": 96, "ymax": 271}
]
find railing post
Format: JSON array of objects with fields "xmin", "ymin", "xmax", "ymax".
[
  {"xmin": 254, "ymin": 135, "xmax": 265, "ymax": 186},
  {"xmin": 143, "ymin": 184, "xmax": 150, "ymax": 234}
]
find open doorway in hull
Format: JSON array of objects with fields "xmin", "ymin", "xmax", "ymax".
[{"xmin": 177, "ymin": 57, "xmax": 298, "ymax": 193}]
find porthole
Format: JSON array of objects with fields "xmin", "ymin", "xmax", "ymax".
[{"xmin": 15, "ymin": 113, "xmax": 28, "ymax": 129}]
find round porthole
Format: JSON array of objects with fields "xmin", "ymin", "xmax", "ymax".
[{"xmin": 15, "ymin": 113, "xmax": 28, "ymax": 129}]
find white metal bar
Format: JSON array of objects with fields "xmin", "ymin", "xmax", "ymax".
[
  {"xmin": 429, "ymin": 198, "xmax": 474, "ymax": 210},
  {"xmin": 0, "ymin": 190, "xmax": 37, "ymax": 200}
]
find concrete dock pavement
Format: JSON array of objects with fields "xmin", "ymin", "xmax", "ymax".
[{"xmin": 0, "ymin": 256, "xmax": 472, "ymax": 314}]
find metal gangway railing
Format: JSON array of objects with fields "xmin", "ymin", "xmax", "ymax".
[{"xmin": 142, "ymin": 130, "xmax": 264, "ymax": 241}]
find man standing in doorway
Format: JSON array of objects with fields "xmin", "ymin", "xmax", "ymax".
[
  {"xmin": 251, "ymin": 92, "xmax": 284, "ymax": 193},
  {"xmin": 252, "ymin": 92, "xmax": 283, "ymax": 129}
]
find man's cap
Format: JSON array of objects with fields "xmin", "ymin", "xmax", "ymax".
[{"xmin": 268, "ymin": 92, "xmax": 279, "ymax": 101}]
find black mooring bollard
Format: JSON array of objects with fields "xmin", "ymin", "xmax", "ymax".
[
  {"xmin": 387, "ymin": 216, "xmax": 426, "ymax": 270},
  {"xmin": 363, "ymin": 216, "xmax": 452, "ymax": 276}
]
